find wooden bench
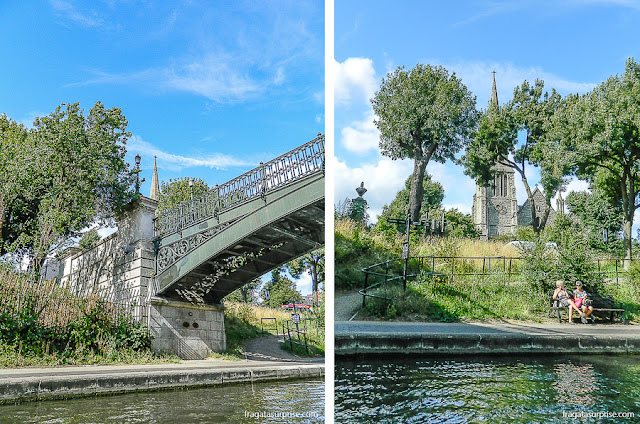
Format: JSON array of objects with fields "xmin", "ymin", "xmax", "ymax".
[{"xmin": 549, "ymin": 292, "xmax": 626, "ymax": 324}]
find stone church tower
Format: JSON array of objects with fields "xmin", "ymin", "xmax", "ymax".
[{"xmin": 472, "ymin": 72, "xmax": 518, "ymax": 239}]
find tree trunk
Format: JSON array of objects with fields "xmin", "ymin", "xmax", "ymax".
[
  {"xmin": 539, "ymin": 198, "xmax": 552, "ymax": 232},
  {"xmin": 623, "ymin": 216, "xmax": 633, "ymax": 268},
  {"xmin": 520, "ymin": 176, "xmax": 540, "ymax": 236},
  {"xmin": 409, "ymin": 158, "xmax": 428, "ymax": 222},
  {"xmin": 620, "ymin": 168, "xmax": 634, "ymax": 270}
]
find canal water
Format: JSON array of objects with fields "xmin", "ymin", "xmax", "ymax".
[
  {"xmin": 335, "ymin": 355, "xmax": 640, "ymax": 423},
  {"xmin": 0, "ymin": 379, "xmax": 324, "ymax": 423}
]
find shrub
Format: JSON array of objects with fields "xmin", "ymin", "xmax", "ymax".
[{"xmin": 0, "ymin": 268, "xmax": 152, "ymax": 363}]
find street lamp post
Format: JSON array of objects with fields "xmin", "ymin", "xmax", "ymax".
[{"xmin": 134, "ymin": 154, "xmax": 146, "ymax": 194}]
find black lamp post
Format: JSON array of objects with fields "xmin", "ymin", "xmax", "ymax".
[{"xmin": 134, "ymin": 154, "xmax": 145, "ymax": 194}]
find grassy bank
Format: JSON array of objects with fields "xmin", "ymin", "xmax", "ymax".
[
  {"xmin": 362, "ymin": 273, "xmax": 640, "ymax": 322},
  {"xmin": 336, "ymin": 218, "xmax": 640, "ymax": 322},
  {"xmin": 0, "ymin": 268, "xmax": 178, "ymax": 368}
]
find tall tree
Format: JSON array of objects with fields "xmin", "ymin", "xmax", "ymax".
[
  {"xmin": 1, "ymin": 102, "xmax": 135, "ymax": 277},
  {"xmin": 259, "ymin": 267, "xmax": 301, "ymax": 309},
  {"xmin": 156, "ymin": 177, "xmax": 210, "ymax": 214},
  {"xmin": 287, "ymin": 248, "xmax": 324, "ymax": 306},
  {"xmin": 375, "ymin": 173, "xmax": 444, "ymax": 234},
  {"xmin": 225, "ymin": 278, "xmax": 261, "ymax": 304},
  {"xmin": 0, "ymin": 114, "xmax": 34, "ymax": 258},
  {"xmin": 565, "ymin": 187, "xmax": 623, "ymax": 251},
  {"xmin": 461, "ymin": 78, "xmax": 565, "ymax": 235},
  {"xmin": 371, "ymin": 64, "xmax": 477, "ymax": 222},
  {"xmin": 553, "ymin": 58, "xmax": 640, "ymax": 263}
]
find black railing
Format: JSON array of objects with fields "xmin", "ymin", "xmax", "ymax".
[
  {"xmin": 360, "ymin": 255, "xmax": 639, "ymax": 306},
  {"xmin": 260, "ymin": 317, "xmax": 278, "ymax": 335}
]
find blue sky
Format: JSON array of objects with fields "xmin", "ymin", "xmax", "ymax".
[
  {"xmin": 334, "ymin": 0, "xmax": 640, "ymax": 237},
  {"xmin": 1, "ymin": 0, "xmax": 323, "ymax": 295}
]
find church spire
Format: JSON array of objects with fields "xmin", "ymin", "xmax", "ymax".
[
  {"xmin": 490, "ymin": 70, "xmax": 499, "ymax": 108},
  {"xmin": 150, "ymin": 156, "xmax": 160, "ymax": 200}
]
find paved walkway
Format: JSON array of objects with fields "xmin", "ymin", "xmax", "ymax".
[
  {"xmin": 244, "ymin": 334, "xmax": 323, "ymax": 363},
  {"xmin": 334, "ymin": 290, "xmax": 362, "ymax": 321},
  {"xmin": 336, "ymin": 320, "xmax": 640, "ymax": 356},
  {"xmin": 336, "ymin": 320, "xmax": 640, "ymax": 337},
  {"xmin": 0, "ymin": 358, "xmax": 324, "ymax": 404}
]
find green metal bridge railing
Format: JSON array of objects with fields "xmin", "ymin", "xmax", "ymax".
[{"xmin": 154, "ymin": 134, "xmax": 325, "ymax": 238}]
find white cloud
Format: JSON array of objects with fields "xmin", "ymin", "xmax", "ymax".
[
  {"xmin": 341, "ymin": 111, "xmax": 379, "ymax": 153},
  {"xmin": 334, "ymin": 155, "xmax": 413, "ymax": 222},
  {"xmin": 50, "ymin": 0, "xmax": 105, "ymax": 28},
  {"xmin": 274, "ymin": 67, "xmax": 285, "ymax": 85},
  {"xmin": 163, "ymin": 54, "xmax": 264, "ymax": 102},
  {"xmin": 434, "ymin": 60, "xmax": 597, "ymax": 108},
  {"xmin": 127, "ymin": 135, "xmax": 251, "ymax": 172},
  {"xmin": 334, "ymin": 57, "xmax": 378, "ymax": 105},
  {"xmin": 443, "ymin": 203, "xmax": 473, "ymax": 215},
  {"xmin": 296, "ymin": 272, "xmax": 313, "ymax": 296}
]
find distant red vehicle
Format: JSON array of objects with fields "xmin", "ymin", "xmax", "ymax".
[{"xmin": 281, "ymin": 303, "xmax": 311, "ymax": 310}]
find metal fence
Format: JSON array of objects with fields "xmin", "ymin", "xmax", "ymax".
[
  {"xmin": 360, "ymin": 255, "xmax": 638, "ymax": 305},
  {"xmin": 154, "ymin": 134, "xmax": 325, "ymax": 237},
  {"xmin": 0, "ymin": 271, "xmax": 137, "ymax": 331}
]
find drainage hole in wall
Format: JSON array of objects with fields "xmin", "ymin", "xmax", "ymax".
[
  {"xmin": 192, "ymin": 322, "xmax": 199, "ymax": 329},
  {"xmin": 182, "ymin": 322, "xmax": 190, "ymax": 328}
]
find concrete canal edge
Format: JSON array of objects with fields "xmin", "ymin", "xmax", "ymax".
[
  {"xmin": 335, "ymin": 333, "xmax": 640, "ymax": 356},
  {"xmin": 0, "ymin": 362, "xmax": 324, "ymax": 404}
]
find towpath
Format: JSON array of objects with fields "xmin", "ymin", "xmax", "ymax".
[
  {"xmin": 0, "ymin": 357, "xmax": 323, "ymax": 404},
  {"xmin": 336, "ymin": 320, "xmax": 640, "ymax": 356}
]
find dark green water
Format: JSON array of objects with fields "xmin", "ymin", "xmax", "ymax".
[
  {"xmin": 0, "ymin": 379, "xmax": 324, "ymax": 423},
  {"xmin": 335, "ymin": 356, "xmax": 640, "ymax": 423}
]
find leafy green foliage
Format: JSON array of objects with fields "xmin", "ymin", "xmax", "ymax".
[
  {"xmin": 362, "ymin": 275, "xmax": 549, "ymax": 322},
  {"xmin": 520, "ymin": 214, "xmax": 600, "ymax": 292},
  {"xmin": 0, "ymin": 268, "xmax": 154, "ymax": 365},
  {"xmin": 375, "ymin": 174, "xmax": 444, "ymax": 235},
  {"xmin": 0, "ymin": 103, "xmax": 135, "ymax": 278},
  {"xmin": 347, "ymin": 197, "xmax": 369, "ymax": 224},
  {"xmin": 223, "ymin": 310, "xmax": 262, "ymax": 358},
  {"xmin": 287, "ymin": 248, "xmax": 324, "ymax": 305},
  {"xmin": 565, "ymin": 189, "xmax": 623, "ymax": 252},
  {"xmin": 260, "ymin": 267, "xmax": 302, "ymax": 308},
  {"xmin": 78, "ymin": 228, "xmax": 102, "ymax": 252},
  {"xmin": 156, "ymin": 177, "xmax": 210, "ymax": 214},
  {"xmin": 551, "ymin": 58, "xmax": 640, "ymax": 260},
  {"xmin": 225, "ymin": 278, "xmax": 261, "ymax": 304},
  {"xmin": 372, "ymin": 64, "xmax": 477, "ymax": 221},
  {"xmin": 335, "ymin": 219, "xmax": 397, "ymax": 290},
  {"xmin": 443, "ymin": 208, "xmax": 480, "ymax": 238}
]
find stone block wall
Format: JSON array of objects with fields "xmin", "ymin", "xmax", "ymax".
[
  {"xmin": 57, "ymin": 196, "xmax": 158, "ymax": 322},
  {"xmin": 148, "ymin": 297, "xmax": 226, "ymax": 359}
]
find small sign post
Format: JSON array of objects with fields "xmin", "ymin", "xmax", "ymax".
[{"xmin": 387, "ymin": 211, "xmax": 430, "ymax": 290}]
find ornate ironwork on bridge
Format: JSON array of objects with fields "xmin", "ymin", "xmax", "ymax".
[{"xmin": 154, "ymin": 134, "xmax": 325, "ymax": 238}]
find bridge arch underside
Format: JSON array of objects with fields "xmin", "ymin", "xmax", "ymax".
[{"xmin": 155, "ymin": 175, "xmax": 324, "ymax": 304}]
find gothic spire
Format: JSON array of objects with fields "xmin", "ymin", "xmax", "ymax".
[
  {"xmin": 150, "ymin": 155, "xmax": 160, "ymax": 200},
  {"xmin": 490, "ymin": 70, "xmax": 499, "ymax": 108}
]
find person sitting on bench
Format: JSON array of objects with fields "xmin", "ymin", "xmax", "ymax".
[
  {"xmin": 573, "ymin": 281, "xmax": 594, "ymax": 324},
  {"xmin": 553, "ymin": 280, "xmax": 583, "ymax": 324}
]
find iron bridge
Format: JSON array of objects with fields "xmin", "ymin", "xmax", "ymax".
[{"xmin": 153, "ymin": 134, "xmax": 324, "ymax": 304}]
